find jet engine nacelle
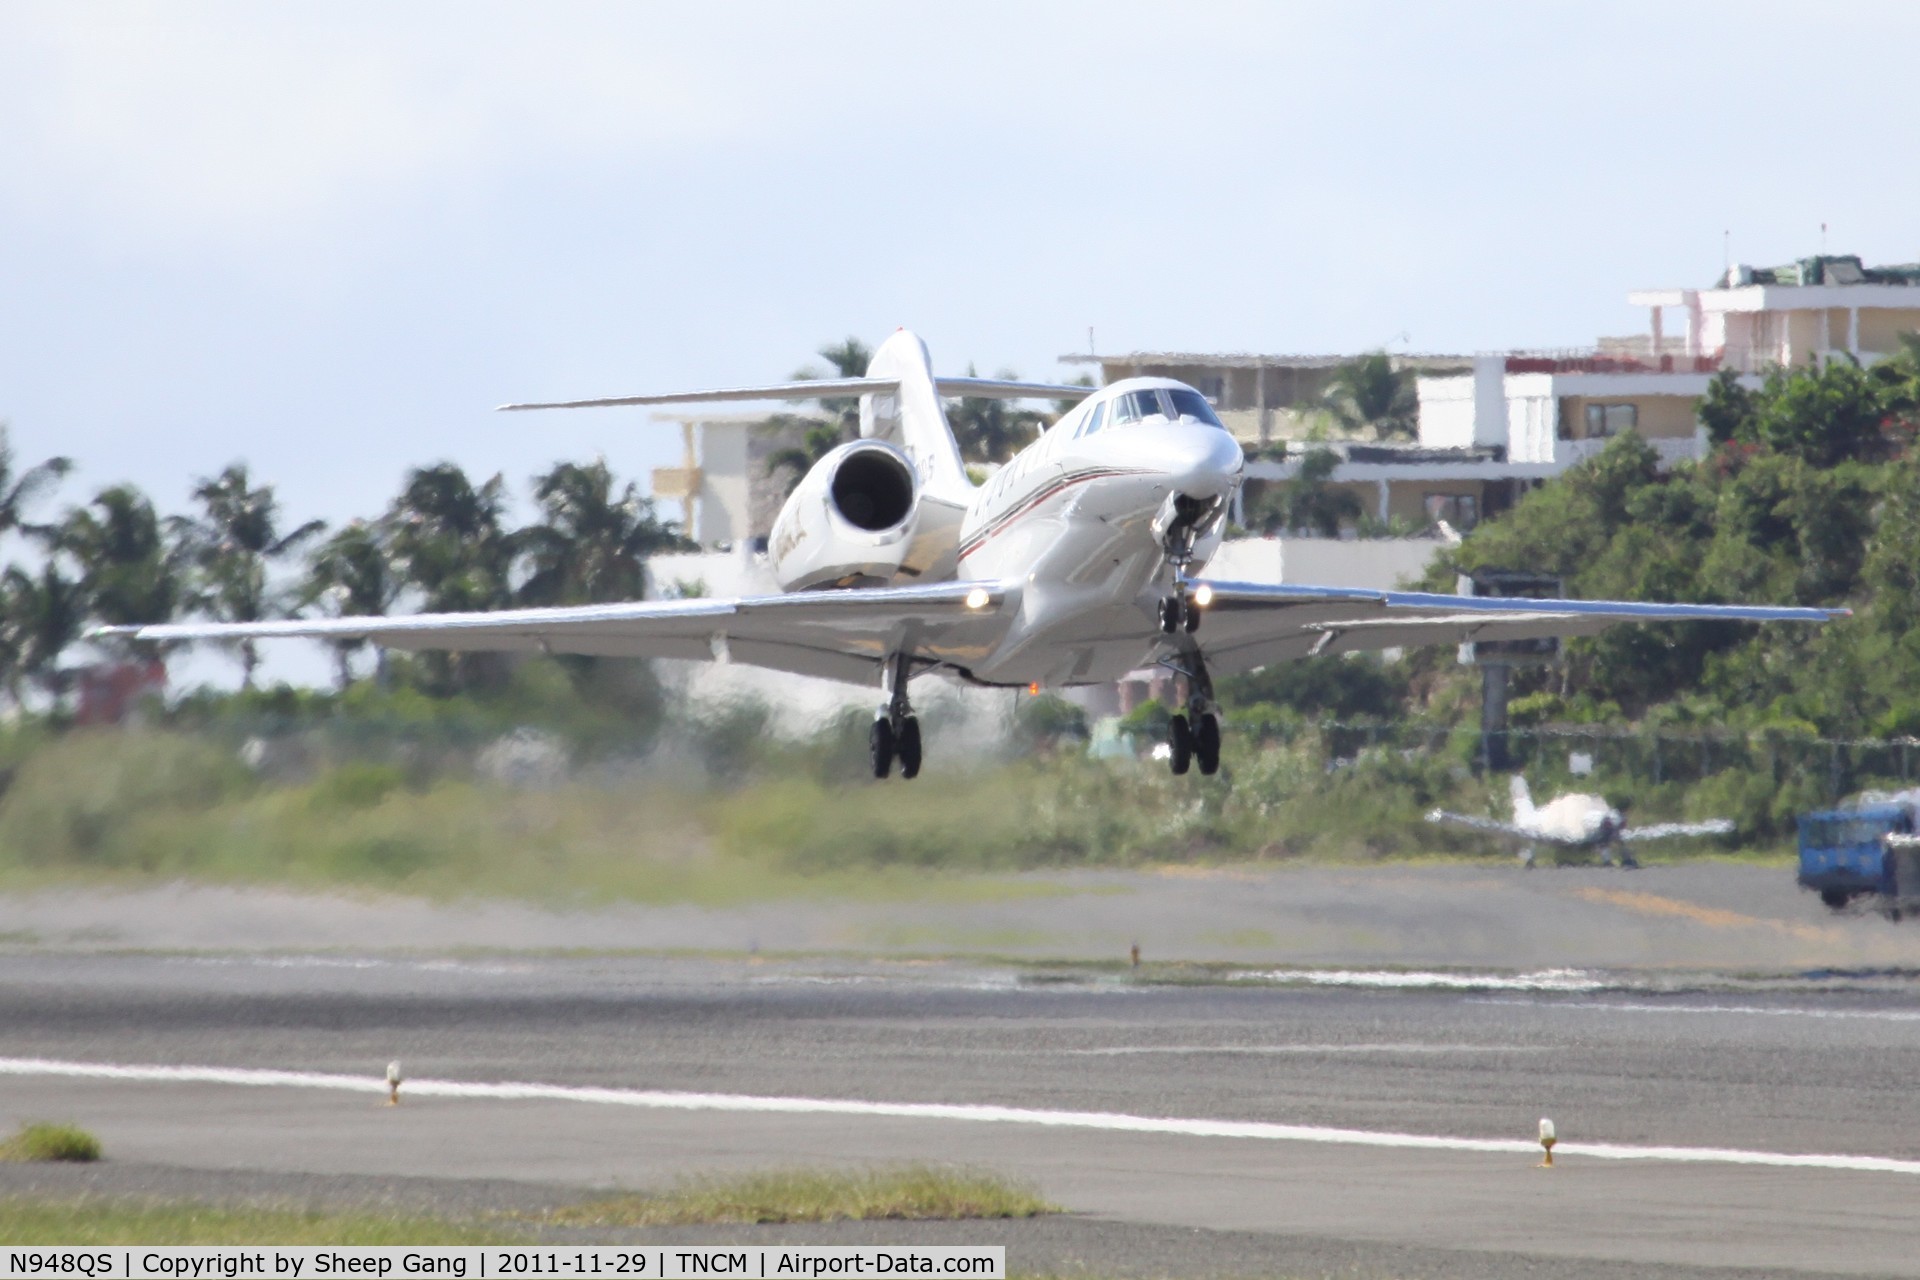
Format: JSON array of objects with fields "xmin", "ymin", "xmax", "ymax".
[{"xmin": 768, "ymin": 440, "xmax": 920, "ymax": 591}]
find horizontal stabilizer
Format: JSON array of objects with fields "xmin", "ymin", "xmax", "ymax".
[
  {"xmin": 498, "ymin": 378, "xmax": 895, "ymax": 412},
  {"xmin": 499, "ymin": 376, "xmax": 1092, "ymax": 413},
  {"xmin": 933, "ymin": 376, "xmax": 1093, "ymax": 400}
]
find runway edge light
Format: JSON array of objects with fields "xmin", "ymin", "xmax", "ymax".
[
  {"xmin": 387, "ymin": 1060, "xmax": 403, "ymax": 1106},
  {"xmin": 1538, "ymin": 1117, "xmax": 1556, "ymax": 1167}
]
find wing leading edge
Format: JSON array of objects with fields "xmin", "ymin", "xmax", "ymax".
[
  {"xmin": 91, "ymin": 581, "xmax": 1019, "ymax": 686},
  {"xmin": 1190, "ymin": 578, "xmax": 1845, "ymax": 677}
]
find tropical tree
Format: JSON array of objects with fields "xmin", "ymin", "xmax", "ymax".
[
  {"xmin": 57, "ymin": 485, "xmax": 186, "ymax": 658},
  {"xmin": 1243, "ymin": 449, "xmax": 1360, "ymax": 536},
  {"xmin": 385, "ymin": 463, "xmax": 517, "ymax": 613},
  {"xmin": 0, "ymin": 422, "xmax": 73, "ymax": 540},
  {"xmin": 303, "ymin": 520, "xmax": 400, "ymax": 689},
  {"xmin": 2, "ymin": 563, "xmax": 85, "ymax": 709},
  {"xmin": 766, "ymin": 337, "xmax": 873, "ymax": 494},
  {"xmin": 948, "ymin": 365, "xmax": 1044, "ymax": 464},
  {"xmin": 1324, "ymin": 353, "xmax": 1416, "ymax": 440},
  {"xmin": 180, "ymin": 464, "xmax": 326, "ymax": 687},
  {"xmin": 385, "ymin": 463, "xmax": 517, "ymax": 691},
  {"xmin": 520, "ymin": 458, "xmax": 691, "ymax": 606}
]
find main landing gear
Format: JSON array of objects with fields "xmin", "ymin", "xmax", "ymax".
[
  {"xmin": 1161, "ymin": 649, "xmax": 1222, "ymax": 777},
  {"xmin": 1157, "ymin": 590, "xmax": 1201, "ymax": 635},
  {"xmin": 870, "ymin": 650, "xmax": 922, "ymax": 780}
]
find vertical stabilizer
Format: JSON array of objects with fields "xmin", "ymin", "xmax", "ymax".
[
  {"xmin": 1509, "ymin": 775, "xmax": 1535, "ymax": 822},
  {"xmin": 861, "ymin": 329, "xmax": 973, "ymax": 502}
]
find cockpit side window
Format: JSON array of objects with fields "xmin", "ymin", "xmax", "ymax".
[
  {"xmin": 1167, "ymin": 388, "xmax": 1226, "ymax": 428},
  {"xmin": 1076, "ymin": 401, "xmax": 1107, "ymax": 437}
]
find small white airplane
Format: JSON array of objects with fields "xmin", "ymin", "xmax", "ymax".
[
  {"xmin": 98, "ymin": 329, "xmax": 1845, "ymax": 782},
  {"xmin": 1427, "ymin": 776, "xmax": 1736, "ymax": 867}
]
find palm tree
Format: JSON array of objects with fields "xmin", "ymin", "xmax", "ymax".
[
  {"xmin": 0, "ymin": 422, "xmax": 73, "ymax": 540},
  {"xmin": 385, "ymin": 464, "xmax": 517, "ymax": 691},
  {"xmin": 520, "ymin": 459, "xmax": 691, "ymax": 606},
  {"xmin": 181, "ymin": 464, "xmax": 327, "ymax": 687},
  {"xmin": 766, "ymin": 337, "xmax": 873, "ymax": 494},
  {"xmin": 57, "ymin": 485, "xmax": 187, "ymax": 659},
  {"xmin": 808, "ymin": 335, "xmax": 873, "ymax": 438},
  {"xmin": 304, "ymin": 520, "xmax": 399, "ymax": 689},
  {"xmin": 1324, "ymin": 353, "xmax": 1417, "ymax": 440},
  {"xmin": 948, "ymin": 365, "xmax": 1044, "ymax": 464},
  {"xmin": 2, "ymin": 562, "xmax": 84, "ymax": 710},
  {"xmin": 385, "ymin": 463, "xmax": 517, "ymax": 613}
]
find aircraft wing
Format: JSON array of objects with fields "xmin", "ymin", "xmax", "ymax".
[
  {"xmin": 1191, "ymin": 579, "xmax": 1845, "ymax": 677},
  {"xmin": 1619, "ymin": 819, "xmax": 1736, "ymax": 842},
  {"xmin": 1424, "ymin": 810, "xmax": 1535, "ymax": 840},
  {"xmin": 89, "ymin": 580, "xmax": 1019, "ymax": 686}
]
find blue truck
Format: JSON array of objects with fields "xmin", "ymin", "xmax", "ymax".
[{"xmin": 1798, "ymin": 799, "xmax": 1920, "ymax": 916}]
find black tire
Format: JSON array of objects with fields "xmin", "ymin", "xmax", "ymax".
[
  {"xmin": 1820, "ymin": 887, "xmax": 1850, "ymax": 911},
  {"xmin": 1157, "ymin": 596, "xmax": 1178, "ymax": 635},
  {"xmin": 869, "ymin": 717, "xmax": 895, "ymax": 780},
  {"xmin": 897, "ymin": 716, "xmax": 922, "ymax": 779},
  {"xmin": 1195, "ymin": 713, "xmax": 1221, "ymax": 775},
  {"xmin": 1183, "ymin": 597, "xmax": 1201, "ymax": 633},
  {"xmin": 1168, "ymin": 714, "xmax": 1193, "ymax": 776}
]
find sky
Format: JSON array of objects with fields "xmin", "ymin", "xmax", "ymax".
[{"xmin": 3, "ymin": 1, "xmax": 1919, "ymax": 685}]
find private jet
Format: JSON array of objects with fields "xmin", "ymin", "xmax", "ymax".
[
  {"xmin": 96, "ymin": 329, "xmax": 1845, "ymax": 782},
  {"xmin": 1427, "ymin": 776, "xmax": 1736, "ymax": 867}
]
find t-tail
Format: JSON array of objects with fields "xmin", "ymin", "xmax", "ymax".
[
  {"xmin": 861, "ymin": 329, "xmax": 972, "ymax": 504},
  {"xmin": 1509, "ymin": 775, "xmax": 1535, "ymax": 823}
]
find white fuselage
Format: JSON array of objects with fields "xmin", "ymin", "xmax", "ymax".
[
  {"xmin": 1521, "ymin": 793, "xmax": 1625, "ymax": 846},
  {"xmin": 946, "ymin": 378, "xmax": 1243, "ymax": 687}
]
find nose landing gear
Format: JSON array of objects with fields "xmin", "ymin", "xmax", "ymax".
[{"xmin": 871, "ymin": 650, "xmax": 922, "ymax": 780}]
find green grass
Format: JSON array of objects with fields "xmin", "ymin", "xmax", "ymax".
[
  {"xmin": 0, "ymin": 1199, "xmax": 516, "ymax": 1244},
  {"xmin": 0, "ymin": 726, "xmax": 1774, "ymax": 905},
  {"xmin": 0, "ymin": 1123, "xmax": 102, "ymax": 1163},
  {"xmin": 548, "ymin": 1165, "xmax": 1056, "ymax": 1227}
]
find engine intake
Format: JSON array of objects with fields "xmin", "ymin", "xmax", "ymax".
[{"xmin": 830, "ymin": 448, "xmax": 915, "ymax": 531}]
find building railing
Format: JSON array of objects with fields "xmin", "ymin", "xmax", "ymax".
[{"xmin": 1502, "ymin": 349, "xmax": 1723, "ymax": 375}]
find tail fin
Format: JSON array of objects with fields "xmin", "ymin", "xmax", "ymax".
[
  {"xmin": 1509, "ymin": 775, "xmax": 1535, "ymax": 822},
  {"xmin": 862, "ymin": 330, "xmax": 973, "ymax": 501}
]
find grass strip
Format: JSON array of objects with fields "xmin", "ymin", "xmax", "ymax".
[
  {"xmin": 0, "ymin": 1124, "xmax": 101, "ymax": 1163},
  {"xmin": 549, "ymin": 1164, "xmax": 1056, "ymax": 1227},
  {"xmin": 0, "ymin": 1199, "xmax": 519, "ymax": 1245}
]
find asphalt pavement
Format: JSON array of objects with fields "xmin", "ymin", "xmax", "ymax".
[{"xmin": 3, "ymin": 933, "xmax": 1920, "ymax": 1278}]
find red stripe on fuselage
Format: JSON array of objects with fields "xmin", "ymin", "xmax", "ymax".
[{"xmin": 955, "ymin": 466, "xmax": 1151, "ymax": 562}]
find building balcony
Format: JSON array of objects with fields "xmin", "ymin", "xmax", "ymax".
[{"xmin": 1501, "ymin": 348, "xmax": 1723, "ymax": 376}]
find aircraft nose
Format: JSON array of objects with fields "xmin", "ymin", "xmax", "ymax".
[{"xmin": 1167, "ymin": 428, "xmax": 1244, "ymax": 499}]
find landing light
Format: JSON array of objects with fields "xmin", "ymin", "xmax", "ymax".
[
  {"xmin": 965, "ymin": 587, "xmax": 991, "ymax": 610},
  {"xmin": 1192, "ymin": 584, "xmax": 1214, "ymax": 608}
]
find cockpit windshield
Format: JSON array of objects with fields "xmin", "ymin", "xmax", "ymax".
[
  {"xmin": 1111, "ymin": 390, "xmax": 1166, "ymax": 425},
  {"xmin": 1101, "ymin": 386, "xmax": 1223, "ymax": 431},
  {"xmin": 1167, "ymin": 388, "xmax": 1225, "ymax": 429}
]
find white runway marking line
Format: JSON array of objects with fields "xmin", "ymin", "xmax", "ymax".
[
  {"xmin": 1061, "ymin": 1043, "xmax": 1548, "ymax": 1056},
  {"xmin": 1476, "ymin": 998, "xmax": 1920, "ymax": 1022},
  {"xmin": 3, "ymin": 1054, "xmax": 1917, "ymax": 1177},
  {"xmin": 1229, "ymin": 967, "xmax": 1606, "ymax": 992}
]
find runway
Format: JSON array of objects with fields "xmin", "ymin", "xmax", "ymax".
[{"xmin": 3, "ymin": 948, "xmax": 1919, "ymax": 1277}]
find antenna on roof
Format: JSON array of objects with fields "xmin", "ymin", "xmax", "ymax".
[
  {"xmin": 1821, "ymin": 221, "xmax": 1829, "ymax": 254},
  {"xmin": 1088, "ymin": 326, "xmax": 1095, "ymax": 355},
  {"xmin": 1722, "ymin": 229, "xmax": 1731, "ymax": 276}
]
